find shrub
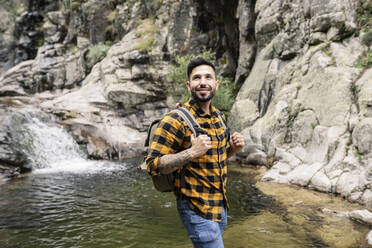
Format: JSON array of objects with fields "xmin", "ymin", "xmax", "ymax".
[
  {"xmin": 362, "ymin": 29, "xmax": 372, "ymax": 46},
  {"xmin": 86, "ymin": 43, "xmax": 110, "ymax": 69},
  {"xmin": 168, "ymin": 51, "xmax": 236, "ymax": 112},
  {"xmin": 356, "ymin": 50, "xmax": 372, "ymax": 68},
  {"xmin": 356, "ymin": 4, "xmax": 372, "ymax": 30},
  {"xmin": 132, "ymin": 18, "xmax": 157, "ymax": 53}
]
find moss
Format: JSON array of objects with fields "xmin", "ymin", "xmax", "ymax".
[
  {"xmin": 267, "ymin": 156, "xmax": 279, "ymax": 168},
  {"xmin": 355, "ymin": 149, "xmax": 363, "ymax": 161},
  {"xmin": 322, "ymin": 44, "xmax": 332, "ymax": 57}
]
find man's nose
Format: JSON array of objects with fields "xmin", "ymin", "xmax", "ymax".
[{"xmin": 200, "ymin": 76, "xmax": 208, "ymax": 85}]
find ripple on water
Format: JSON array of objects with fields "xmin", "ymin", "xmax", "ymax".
[{"xmin": 0, "ymin": 164, "xmax": 370, "ymax": 248}]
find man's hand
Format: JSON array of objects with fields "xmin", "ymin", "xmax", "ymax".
[
  {"xmin": 189, "ymin": 134, "xmax": 212, "ymax": 158},
  {"xmin": 228, "ymin": 132, "xmax": 245, "ymax": 158},
  {"xmin": 158, "ymin": 134, "xmax": 211, "ymax": 174}
]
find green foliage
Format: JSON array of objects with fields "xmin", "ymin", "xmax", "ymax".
[
  {"xmin": 212, "ymin": 77, "xmax": 235, "ymax": 112},
  {"xmin": 356, "ymin": 50, "xmax": 372, "ymax": 68},
  {"xmin": 355, "ymin": 149, "xmax": 363, "ymax": 161},
  {"xmin": 132, "ymin": 18, "xmax": 157, "ymax": 53},
  {"xmin": 152, "ymin": 0, "xmax": 163, "ymax": 10},
  {"xmin": 134, "ymin": 37, "xmax": 154, "ymax": 53},
  {"xmin": 357, "ymin": 3, "xmax": 372, "ymax": 31},
  {"xmin": 0, "ymin": 0, "xmax": 20, "ymax": 20},
  {"xmin": 70, "ymin": 0, "xmax": 88, "ymax": 11},
  {"xmin": 37, "ymin": 37, "xmax": 44, "ymax": 47},
  {"xmin": 86, "ymin": 43, "xmax": 110, "ymax": 69},
  {"xmin": 322, "ymin": 44, "xmax": 332, "ymax": 56},
  {"xmin": 361, "ymin": 29, "xmax": 372, "ymax": 46},
  {"xmin": 168, "ymin": 51, "xmax": 236, "ymax": 112}
]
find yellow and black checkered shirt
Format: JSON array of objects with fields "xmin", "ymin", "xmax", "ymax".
[{"xmin": 146, "ymin": 98, "xmax": 230, "ymax": 222}]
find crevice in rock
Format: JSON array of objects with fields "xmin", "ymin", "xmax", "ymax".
[
  {"xmin": 258, "ymin": 60, "xmax": 275, "ymax": 117},
  {"xmin": 191, "ymin": 0, "xmax": 240, "ymax": 78},
  {"xmin": 234, "ymin": 0, "xmax": 257, "ymax": 87}
]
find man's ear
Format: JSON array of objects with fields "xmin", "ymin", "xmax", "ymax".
[{"xmin": 186, "ymin": 81, "xmax": 191, "ymax": 91}]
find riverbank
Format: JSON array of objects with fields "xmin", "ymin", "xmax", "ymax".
[{"xmin": 226, "ymin": 163, "xmax": 371, "ymax": 248}]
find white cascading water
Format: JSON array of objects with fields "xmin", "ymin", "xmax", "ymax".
[{"xmin": 14, "ymin": 109, "xmax": 126, "ymax": 174}]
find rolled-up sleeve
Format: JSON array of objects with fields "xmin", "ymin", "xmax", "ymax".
[{"xmin": 146, "ymin": 113, "xmax": 185, "ymax": 176}]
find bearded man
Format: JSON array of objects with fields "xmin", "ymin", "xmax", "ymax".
[{"xmin": 146, "ymin": 57, "xmax": 245, "ymax": 248}]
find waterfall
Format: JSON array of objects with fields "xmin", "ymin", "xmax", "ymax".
[{"xmin": 7, "ymin": 108, "xmax": 126, "ymax": 174}]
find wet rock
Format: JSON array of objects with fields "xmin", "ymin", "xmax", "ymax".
[{"xmin": 0, "ymin": 108, "xmax": 31, "ymax": 176}]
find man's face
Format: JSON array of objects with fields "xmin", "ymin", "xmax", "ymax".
[{"xmin": 186, "ymin": 65, "xmax": 219, "ymax": 103}]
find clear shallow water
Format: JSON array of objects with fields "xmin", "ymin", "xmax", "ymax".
[{"xmin": 0, "ymin": 163, "xmax": 368, "ymax": 248}]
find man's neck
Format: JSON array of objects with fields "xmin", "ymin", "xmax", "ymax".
[{"xmin": 198, "ymin": 101, "xmax": 211, "ymax": 115}]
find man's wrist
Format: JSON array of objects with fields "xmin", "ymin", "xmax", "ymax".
[{"xmin": 186, "ymin": 148, "xmax": 196, "ymax": 160}]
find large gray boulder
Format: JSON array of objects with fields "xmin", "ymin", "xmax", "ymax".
[{"xmin": 231, "ymin": 0, "xmax": 372, "ymax": 208}]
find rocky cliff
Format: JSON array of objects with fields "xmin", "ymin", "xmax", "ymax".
[{"xmin": 0, "ymin": 0, "xmax": 371, "ymax": 214}]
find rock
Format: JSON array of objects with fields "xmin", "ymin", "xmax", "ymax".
[
  {"xmin": 349, "ymin": 209, "xmax": 372, "ymax": 225},
  {"xmin": 356, "ymin": 68, "xmax": 372, "ymax": 118},
  {"xmin": 310, "ymin": 170, "xmax": 332, "ymax": 192},
  {"xmin": 286, "ymin": 162, "xmax": 323, "ymax": 186},
  {"xmin": 352, "ymin": 118, "xmax": 372, "ymax": 156},
  {"xmin": 0, "ymin": 60, "xmax": 34, "ymax": 96},
  {"xmin": 367, "ymin": 230, "xmax": 372, "ymax": 246},
  {"xmin": 228, "ymin": 98, "xmax": 259, "ymax": 132}
]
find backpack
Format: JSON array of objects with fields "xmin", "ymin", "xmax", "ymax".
[{"xmin": 140, "ymin": 107, "xmax": 227, "ymax": 192}]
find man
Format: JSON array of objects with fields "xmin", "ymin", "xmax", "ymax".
[{"xmin": 146, "ymin": 57, "xmax": 245, "ymax": 248}]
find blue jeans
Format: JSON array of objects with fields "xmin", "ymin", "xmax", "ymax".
[{"xmin": 177, "ymin": 199, "xmax": 227, "ymax": 248}]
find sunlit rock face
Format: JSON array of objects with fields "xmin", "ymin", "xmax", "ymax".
[
  {"xmin": 0, "ymin": 0, "xmax": 242, "ymax": 160},
  {"xmin": 230, "ymin": 0, "xmax": 372, "ymax": 209}
]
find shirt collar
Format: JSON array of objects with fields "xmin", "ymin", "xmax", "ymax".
[{"xmin": 184, "ymin": 98, "xmax": 218, "ymax": 118}]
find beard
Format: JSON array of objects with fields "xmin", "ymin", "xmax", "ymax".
[{"xmin": 190, "ymin": 86, "xmax": 215, "ymax": 102}]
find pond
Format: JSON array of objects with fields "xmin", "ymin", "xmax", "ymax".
[{"xmin": 0, "ymin": 161, "xmax": 369, "ymax": 248}]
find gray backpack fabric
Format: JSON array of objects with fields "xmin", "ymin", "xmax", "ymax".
[{"xmin": 142, "ymin": 107, "xmax": 227, "ymax": 192}]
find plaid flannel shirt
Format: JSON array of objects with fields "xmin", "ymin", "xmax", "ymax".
[{"xmin": 146, "ymin": 98, "xmax": 230, "ymax": 221}]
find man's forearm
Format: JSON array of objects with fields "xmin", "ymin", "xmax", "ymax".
[{"xmin": 158, "ymin": 149, "xmax": 193, "ymax": 174}]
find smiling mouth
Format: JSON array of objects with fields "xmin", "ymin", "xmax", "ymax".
[{"xmin": 196, "ymin": 87, "xmax": 211, "ymax": 92}]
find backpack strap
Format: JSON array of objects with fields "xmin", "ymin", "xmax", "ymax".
[
  {"xmin": 216, "ymin": 110, "xmax": 227, "ymax": 131},
  {"xmin": 171, "ymin": 107, "xmax": 203, "ymax": 137}
]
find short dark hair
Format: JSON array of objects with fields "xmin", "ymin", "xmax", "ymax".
[{"xmin": 187, "ymin": 57, "xmax": 216, "ymax": 80}]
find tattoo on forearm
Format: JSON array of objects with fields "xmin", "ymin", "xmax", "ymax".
[{"xmin": 159, "ymin": 149, "xmax": 192, "ymax": 174}]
